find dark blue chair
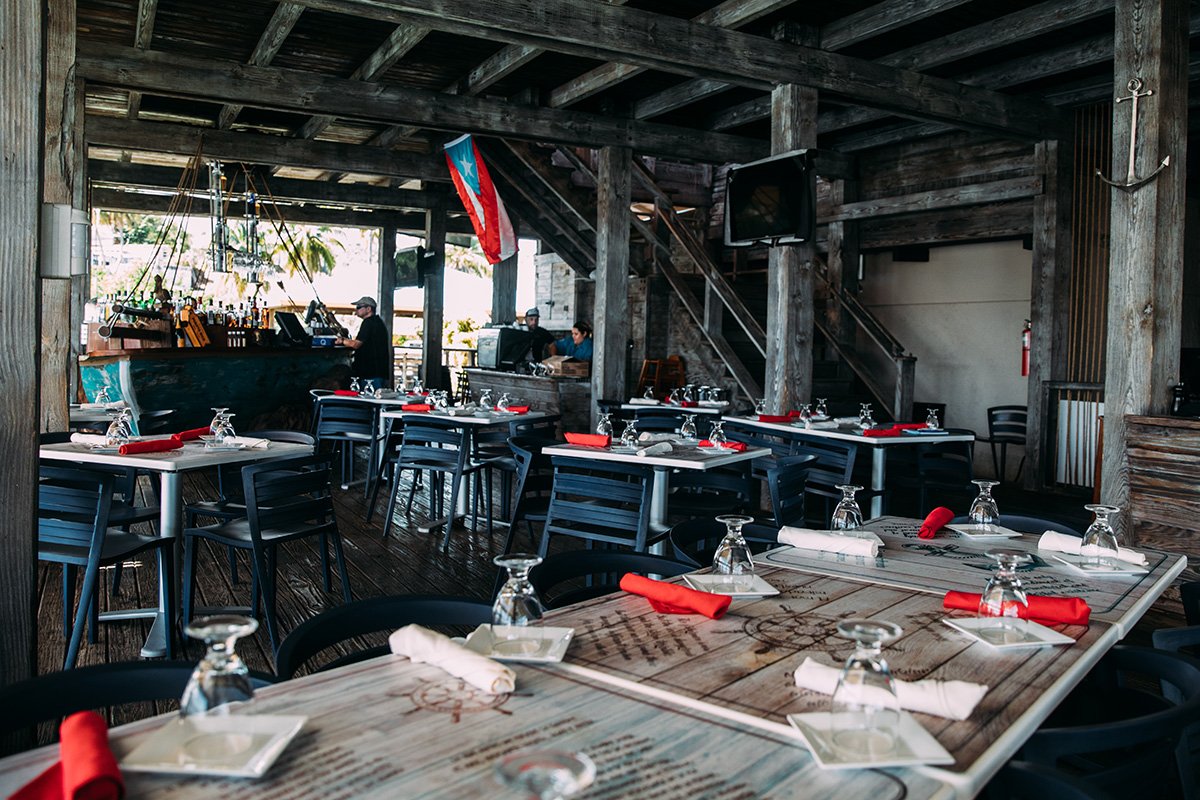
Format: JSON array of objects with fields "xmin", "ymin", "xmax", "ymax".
[
  {"xmin": 311, "ymin": 396, "xmax": 380, "ymax": 491},
  {"xmin": 539, "ymin": 457, "xmax": 654, "ymax": 555},
  {"xmin": 766, "ymin": 454, "xmax": 818, "ymax": 527},
  {"xmin": 667, "ymin": 518, "xmax": 781, "ymax": 569},
  {"xmin": 989, "ymin": 761, "xmax": 1115, "ymax": 799},
  {"xmin": 723, "ymin": 419, "xmax": 799, "ymax": 479},
  {"xmin": 529, "ymin": 550, "xmax": 695, "ymax": 609},
  {"xmin": 789, "ymin": 433, "xmax": 858, "ymax": 524}
]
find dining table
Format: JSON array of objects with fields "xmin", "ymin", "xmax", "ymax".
[
  {"xmin": 39, "ymin": 437, "xmax": 313, "ymax": 657},
  {"xmin": 0, "ymin": 515, "xmax": 1182, "ymax": 798}
]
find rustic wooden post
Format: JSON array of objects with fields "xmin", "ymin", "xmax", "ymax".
[
  {"xmin": 765, "ymin": 23, "xmax": 817, "ymax": 413},
  {"xmin": 422, "ymin": 192, "xmax": 447, "ymax": 389},
  {"xmin": 492, "ymin": 217, "xmax": 519, "ymax": 324},
  {"xmin": 1101, "ymin": 0, "xmax": 1188, "ymax": 524},
  {"xmin": 825, "ymin": 176, "xmax": 860, "ymax": 351},
  {"xmin": 377, "ymin": 222, "xmax": 397, "ymax": 388},
  {"xmin": 592, "ymin": 145, "xmax": 632, "ymax": 425},
  {"xmin": 0, "ymin": 0, "xmax": 43, "ymax": 699},
  {"xmin": 1026, "ymin": 140, "xmax": 1073, "ymax": 490}
]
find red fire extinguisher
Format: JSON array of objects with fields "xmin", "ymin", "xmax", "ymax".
[{"xmin": 1020, "ymin": 319, "xmax": 1032, "ymax": 377}]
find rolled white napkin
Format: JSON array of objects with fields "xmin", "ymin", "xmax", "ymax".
[
  {"xmin": 389, "ymin": 624, "xmax": 515, "ymax": 694},
  {"xmin": 794, "ymin": 657, "xmax": 987, "ymax": 721},
  {"xmin": 70, "ymin": 433, "xmax": 108, "ymax": 447},
  {"xmin": 224, "ymin": 436, "xmax": 270, "ymax": 450},
  {"xmin": 1038, "ymin": 530, "xmax": 1147, "ymax": 566},
  {"xmin": 778, "ymin": 526, "xmax": 883, "ymax": 557},
  {"xmin": 628, "ymin": 398, "xmax": 659, "ymax": 405},
  {"xmin": 79, "ymin": 401, "xmax": 126, "ymax": 410},
  {"xmin": 807, "ymin": 420, "xmax": 839, "ymax": 430},
  {"xmin": 637, "ymin": 432, "xmax": 675, "ymax": 443},
  {"xmin": 636, "ymin": 442, "xmax": 673, "ymax": 457}
]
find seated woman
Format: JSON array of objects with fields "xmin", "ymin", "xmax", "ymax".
[{"xmin": 549, "ymin": 320, "xmax": 594, "ymax": 361}]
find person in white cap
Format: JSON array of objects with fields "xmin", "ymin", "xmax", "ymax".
[
  {"xmin": 336, "ymin": 296, "xmax": 390, "ymax": 389},
  {"xmin": 524, "ymin": 307, "xmax": 555, "ymax": 362}
]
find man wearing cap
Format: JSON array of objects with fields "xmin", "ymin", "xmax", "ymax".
[
  {"xmin": 524, "ymin": 307, "xmax": 555, "ymax": 363},
  {"xmin": 336, "ymin": 296, "xmax": 390, "ymax": 389}
]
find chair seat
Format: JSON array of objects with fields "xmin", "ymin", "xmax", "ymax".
[
  {"xmin": 39, "ymin": 529, "xmax": 169, "ymax": 564},
  {"xmin": 186, "ymin": 517, "xmax": 335, "ymax": 547},
  {"xmin": 109, "ymin": 500, "xmax": 159, "ymax": 525},
  {"xmin": 185, "ymin": 499, "xmax": 247, "ymax": 519}
]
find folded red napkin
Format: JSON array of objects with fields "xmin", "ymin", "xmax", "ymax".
[
  {"xmin": 401, "ymin": 403, "xmax": 432, "ymax": 412},
  {"xmin": 506, "ymin": 405, "xmax": 530, "ymax": 414},
  {"xmin": 758, "ymin": 414, "xmax": 791, "ymax": 423},
  {"xmin": 919, "ymin": 507, "xmax": 955, "ymax": 539},
  {"xmin": 678, "ymin": 401, "xmax": 698, "ymax": 408},
  {"xmin": 698, "ymin": 440, "xmax": 748, "ymax": 452},
  {"xmin": 564, "ymin": 432, "xmax": 611, "ymax": 447},
  {"xmin": 12, "ymin": 711, "xmax": 124, "ymax": 800},
  {"xmin": 861, "ymin": 426, "xmax": 903, "ymax": 438},
  {"xmin": 171, "ymin": 427, "xmax": 210, "ymax": 443},
  {"xmin": 619, "ymin": 573, "xmax": 731, "ymax": 619},
  {"xmin": 943, "ymin": 590, "xmax": 1091, "ymax": 626},
  {"xmin": 787, "ymin": 410, "xmax": 803, "ymax": 419},
  {"xmin": 333, "ymin": 390, "xmax": 359, "ymax": 396},
  {"xmin": 896, "ymin": 422, "xmax": 928, "ymax": 430},
  {"xmin": 118, "ymin": 439, "xmax": 182, "ymax": 456}
]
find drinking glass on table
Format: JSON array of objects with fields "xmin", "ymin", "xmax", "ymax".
[
  {"xmin": 643, "ymin": 385, "xmax": 655, "ymax": 400},
  {"xmin": 858, "ymin": 403, "xmax": 875, "ymax": 428},
  {"xmin": 925, "ymin": 408, "xmax": 940, "ymax": 430},
  {"xmin": 95, "ymin": 387, "xmax": 112, "ymax": 404},
  {"xmin": 350, "ymin": 377, "xmax": 361, "ymax": 393},
  {"xmin": 596, "ymin": 412, "xmax": 614, "ymax": 438},
  {"xmin": 679, "ymin": 413, "xmax": 698, "ymax": 442},
  {"xmin": 831, "ymin": 485, "xmax": 864, "ymax": 532},
  {"xmin": 1081, "ymin": 504, "xmax": 1122, "ymax": 569},
  {"xmin": 815, "ymin": 397, "xmax": 828, "ymax": 418},
  {"xmin": 619, "ymin": 420, "xmax": 639, "ymax": 448},
  {"xmin": 668, "ymin": 387, "xmax": 683, "ymax": 405},
  {"xmin": 713, "ymin": 514, "xmax": 756, "ymax": 591},
  {"xmin": 496, "ymin": 392, "xmax": 512, "ymax": 412},
  {"xmin": 698, "ymin": 385, "xmax": 711, "ymax": 402},
  {"xmin": 707, "ymin": 420, "xmax": 728, "ymax": 449},
  {"xmin": 968, "ymin": 479, "xmax": 1000, "ymax": 526},
  {"xmin": 492, "ymin": 553, "xmax": 545, "ymax": 656},
  {"xmin": 180, "ymin": 615, "xmax": 258, "ymax": 718},
  {"xmin": 683, "ymin": 384, "xmax": 695, "ymax": 403},
  {"xmin": 209, "ymin": 407, "xmax": 230, "ymax": 436},
  {"xmin": 495, "ymin": 748, "xmax": 596, "ymax": 800},
  {"xmin": 212, "ymin": 413, "xmax": 236, "ymax": 445},
  {"xmin": 830, "ymin": 619, "xmax": 903, "ymax": 759},
  {"xmin": 412, "ymin": 376, "xmax": 424, "ymax": 394},
  {"xmin": 797, "ymin": 403, "xmax": 813, "ymax": 429},
  {"xmin": 479, "ymin": 389, "xmax": 493, "ymax": 410},
  {"xmin": 977, "ymin": 549, "xmax": 1032, "ymax": 644},
  {"xmin": 754, "ymin": 398, "xmax": 767, "ymax": 415},
  {"xmin": 102, "ymin": 409, "xmax": 131, "ymax": 447}
]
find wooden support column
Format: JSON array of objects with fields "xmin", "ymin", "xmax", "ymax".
[
  {"xmin": 592, "ymin": 145, "xmax": 632, "ymax": 425},
  {"xmin": 0, "ymin": 0, "xmax": 43, "ymax": 699},
  {"xmin": 1101, "ymin": 0, "xmax": 1188, "ymax": 522},
  {"xmin": 492, "ymin": 218, "xmax": 519, "ymax": 324},
  {"xmin": 1026, "ymin": 140, "xmax": 1073, "ymax": 490},
  {"xmin": 70, "ymin": 75, "xmax": 88, "ymax": 403},
  {"xmin": 422, "ymin": 192, "xmax": 447, "ymax": 389},
  {"xmin": 377, "ymin": 223, "xmax": 397, "ymax": 388},
  {"xmin": 825, "ymin": 176, "xmax": 860, "ymax": 353}
]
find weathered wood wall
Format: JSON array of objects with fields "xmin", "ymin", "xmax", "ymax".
[{"xmin": 1126, "ymin": 415, "xmax": 1200, "ymax": 585}]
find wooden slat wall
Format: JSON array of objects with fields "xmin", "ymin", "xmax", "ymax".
[{"xmin": 1126, "ymin": 415, "xmax": 1200, "ymax": 584}]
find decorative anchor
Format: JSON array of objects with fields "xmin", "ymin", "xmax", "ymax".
[{"xmin": 1096, "ymin": 78, "xmax": 1171, "ymax": 192}]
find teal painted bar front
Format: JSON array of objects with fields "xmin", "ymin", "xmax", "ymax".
[{"xmin": 80, "ymin": 349, "xmax": 352, "ymax": 430}]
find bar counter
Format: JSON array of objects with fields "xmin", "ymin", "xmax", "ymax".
[
  {"xmin": 465, "ymin": 368, "xmax": 590, "ymax": 433},
  {"xmin": 79, "ymin": 347, "xmax": 352, "ymax": 430}
]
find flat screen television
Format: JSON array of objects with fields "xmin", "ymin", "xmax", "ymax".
[
  {"xmin": 476, "ymin": 327, "xmax": 533, "ymax": 371},
  {"xmin": 724, "ymin": 149, "xmax": 816, "ymax": 247},
  {"xmin": 395, "ymin": 245, "xmax": 426, "ymax": 288}
]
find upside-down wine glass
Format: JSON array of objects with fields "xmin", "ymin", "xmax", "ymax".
[
  {"xmin": 209, "ymin": 407, "xmax": 230, "ymax": 436},
  {"xmin": 926, "ymin": 408, "xmax": 940, "ymax": 430},
  {"xmin": 643, "ymin": 385, "xmax": 656, "ymax": 400},
  {"xmin": 754, "ymin": 398, "xmax": 767, "ymax": 416},
  {"xmin": 596, "ymin": 412, "xmax": 614, "ymax": 438},
  {"xmin": 707, "ymin": 420, "xmax": 728, "ymax": 449},
  {"xmin": 831, "ymin": 485, "xmax": 864, "ymax": 532},
  {"xmin": 830, "ymin": 619, "xmax": 903, "ymax": 759},
  {"xmin": 683, "ymin": 384, "xmax": 695, "ymax": 403},
  {"xmin": 95, "ymin": 387, "xmax": 112, "ymax": 404},
  {"xmin": 679, "ymin": 413, "xmax": 698, "ymax": 442},
  {"xmin": 349, "ymin": 376, "xmax": 361, "ymax": 393},
  {"xmin": 479, "ymin": 389, "xmax": 493, "ymax": 410},
  {"xmin": 859, "ymin": 403, "xmax": 875, "ymax": 428},
  {"xmin": 619, "ymin": 420, "xmax": 639, "ymax": 448},
  {"xmin": 492, "ymin": 553, "xmax": 545, "ymax": 656},
  {"xmin": 713, "ymin": 514, "xmax": 756, "ymax": 591},
  {"xmin": 178, "ymin": 615, "xmax": 259, "ymax": 760},
  {"xmin": 1081, "ymin": 504, "xmax": 1122, "ymax": 569},
  {"xmin": 797, "ymin": 403, "xmax": 813, "ymax": 429},
  {"xmin": 968, "ymin": 480, "xmax": 1000, "ymax": 527},
  {"xmin": 102, "ymin": 409, "xmax": 130, "ymax": 448},
  {"xmin": 495, "ymin": 749, "xmax": 597, "ymax": 800},
  {"xmin": 977, "ymin": 549, "xmax": 1032, "ymax": 644},
  {"xmin": 496, "ymin": 392, "xmax": 512, "ymax": 412},
  {"xmin": 815, "ymin": 398, "xmax": 828, "ymax": 418}
]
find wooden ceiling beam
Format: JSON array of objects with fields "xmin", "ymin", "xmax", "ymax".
[
  {"xmin": 77, "ymin": 44, "xmax": 766, "ymax": 164},
  {"xmin": 126, "ymin": 0, "xmax": 160, "ymax": 120},
  {"xmin": 218, "ymin": 3, "xmax": 307, "ymax": 130},
  {"xmin": 287, "ymin": 0, "xmax": 1068, "ymax": 139}
]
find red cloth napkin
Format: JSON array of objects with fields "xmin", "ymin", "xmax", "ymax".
[
  {"xmin": 12, "ymin": 711, "xmax": 124, "ymax": 800},
  {"xmin": 861, "ymin": 426, "xmax": 903, "ymax": 438},
  {"xmin": 620, "ymin": 573, "xmax": 731, "ymax": 619},
  {"xmin": 401, "ymin": 403, "xmax": 431, "ymax": 412},
  {"xmin": 678, "ymin": 401, "xmax": 698, "ymax": 408},
  {"xmin": 506, "ymin": 405, "xmax": 530, "ymax": 414},
  {"xmin": 919, "ymin": 507, "xmax": 955, "ymax": 539},
  {"xmin": 565, "ymin": 432, "xmax": 611, "ymax": 447},
  {"xmin": 698, "ymin": 440, "xmax": 748, "ymax": 452},
  {"xmin": 171, "ymin": 427, "xmax": 209, "ymax": 443},
  {"xmin": 943, "ymin": 590, "xmax": 1091, "ymax": 626},
  {"xmin": 117, "ymin": 439, "xmax": 182, "ymax": 456},
  {"xmin": 896, "ymin": 422, "xmax": 928, "ymax": 430},
  {"xmin": 758, "ymin": 414, "xmax": 791, "ymax": 423},
  {"xmin": 333, "ymin": 390, "xmax": 359, "ymax": 396}
]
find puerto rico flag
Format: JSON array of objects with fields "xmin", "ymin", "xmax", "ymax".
[{"xmin": 443, "ymin": 134, "xmax": 517, "ymax": 264}]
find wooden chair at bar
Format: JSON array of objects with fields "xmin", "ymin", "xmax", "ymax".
[{"xmin": 636, "ymin": 355, "xmax": 685, "ymax": 399}]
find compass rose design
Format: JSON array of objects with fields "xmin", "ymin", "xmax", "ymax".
[{"xmin": 392, "ymin": 677, "xmax": 514, "ymax": 724}]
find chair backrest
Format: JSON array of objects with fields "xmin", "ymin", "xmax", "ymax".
[
  {"xmin": 311, "ymin": 397, "xmax": 377, "ymax": 438},
  {"xmin": 915, "ymin": 435, "xmax": 974, "ymax": 484},
  {"xmin": 510, "ymin": 413, "xmax": 562, "ymax": 440},
  {"xmin": 632, "ymin": 408, "xmax": 713, "ymax": 437},
  {"xmin": 274, "ymin": 595, "xmax": 492, "ymax": 680},
  {"xmin": 949, "ymin": 513, "xmax": 1080, "ymax": 536},
  {"xmin": 988, "ymin": 405, "xmax": 1028, "ymax": 443},
  {"xmin": 397, "ymin": 417, "xmax": 471, "ymax": 471},
  {"xmin": 767, "ymin": 454, "xmax": 818, "ymax": 527},
  {"xmin": 529, "ymin": 550, "xmax": 695, "ymax": 609},
  {"xmin": 790, "ymin": 433, "xmax": 857, "ymax": 495},
  {"xmin": 38, "ymin": 464, "xmax": 114, "ymax": 556},
  {"xmin": 509, "ymin": 435, "xmax": 555, "ymax": 523},
  {"xmin": 251, "ymin": 429, "xmax": 317, "ymax": 446},
  {"xmin": 668, "ymin": 518, "xmax": 781, "ymax": 568},
  {"xmin": 543, "ymin": 456, "xmax": 654, "ymax": 552},
  {"xmin": 995, "ymin": 761, "xmax": 1113, "ymax": 800},
  {"xmin": 723, "ymin": 420, "xmax": 798, "ymax": 458},
  {"xmin": 241, "ymin": 453, "xmax": 337, "ymax": 543}
]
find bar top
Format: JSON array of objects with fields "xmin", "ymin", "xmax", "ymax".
[{"xmin": 82, "ymin": 347, "xmax": 352, "ymax": 362}]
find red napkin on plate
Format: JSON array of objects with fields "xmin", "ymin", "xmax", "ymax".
[
  {"xmin": 896, "ymin": 422, "xmax": 928, "ymax": 430},
  {"xmin": 401, "ymin": 403, "xmax": 431, "ymax": 412},
  {"xmin": 698, "ymin": 440, "xmax": 748, "ymax": 452},
  {"xmin": 757, "ymin": 414, "xmax": 791, "ymax": 423},
  {"xmin": 861, "ymin": 426, "xmax": 903, "ymax": 438},
  {"xmin": 11, "ymin": 711, "xmax": 124, "ymax": 800},
  {"xmin": 919, "ymin": 507, "xmax": 955, "ymax": 539},
  {"xmin": 943, "ymin": 590, "xmax": 1091, "ymax": 626},
  {"xmin": 564, "ymin": 432, "xmax": 611, "ymax": 447},
  {"xmin": 619, "ymin": 573, "xmax": 731, "ymax": 619},
  {"xmin": 117, "ymin": 439, "xmax": 182, "ymax": 456},
  {"xmin": 333, "ymin": 390, "xmax": 359, "ymax": 396},
  {"xmin": 171, "ymin": 427, "xmax": 209, "ymax": 443},
  {"xmin": 678, "ymin": 401, "xmax": 698, "ymax": 408},
  {"xmin": 506, "ymin": 405, "xmax": 530, "ymax": 414}
]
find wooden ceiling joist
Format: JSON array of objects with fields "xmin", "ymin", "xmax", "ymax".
[
  {"xmin": 125, "ymin": 0, "xmax": 159, "ymax": 120},
  {"xmin": 217, "ymin": 3, "xmax": 306, "ymax": 130}
]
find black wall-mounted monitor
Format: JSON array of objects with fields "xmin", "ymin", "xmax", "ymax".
[
  {"xmin": 724, "ymin": 149, "xmax": 816, "ymax": 247},
  {"xmin": 395, "ymin": 245, "xmax": 427, "ymax": 288}
]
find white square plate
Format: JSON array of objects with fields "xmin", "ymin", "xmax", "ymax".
[
  {"xmin": 786, "ymin": 711, "xmax": 955, "ymax": 770},
  {"xmin": 121, "ymin": 714, "xmax": 306, "ymax": 778},
  {"xmin": 682, "ymin": 573, "xmax": 780, "ymax": 597},
  {"xmin": 945, "ymin": 523, "xmax": 1023, "ymax": 539},
  {"xmin": 203, "ymin": 443, "xmax": 247, "ymax": 452},
  {"xmin": 943, "ymin": 616, "xmax": 1075, "ymax": 649},
  {"xmin": 1048, "ymin": 552, "xmax": 1149, "ymax": 576},
  {"xmin": 462, "ymin": 624, "xmax": 574, "ymax": 663}
]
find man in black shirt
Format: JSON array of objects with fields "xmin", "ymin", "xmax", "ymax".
[
  {"xmin": 335, "ymin": 296, "xmax": 391, "ymax": 389},
  {"xmin": 524, "ymin": 307, "xmax": 555, "ymax": 363}
]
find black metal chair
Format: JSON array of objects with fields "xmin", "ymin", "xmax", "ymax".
[
  {"xmin": 982, "ymin": 405, "xmax": 1028, "ymax": 481},
  {"xmin": 766, "ymin": 454, "xmax": 818, "ymax": 527},
  {"xmin": 789, "ymin": 434, "xmax": 858, "ymax": 524},
  {"xmin": 723, "ymin": 419, "xmax": 799, "ymax": 479},
  {"xmin": 498, "ymin": 435, "xmax": 557, "ymax": 555},
  {"xmin": 311, "ymin": 396, "xmax": 380, "ymax": 491},
  {"xmin": 529, "ymin": 550, "xmax": 695, "ymax": 609},
  {"xmin": 182, "ymin": 453, "xmax": 352, "ymax": 652},
  {"xmin": 667, "ymin": 518, "xmax": 781, "ymax": 569},
  {"xmin": 38, "ymin": 464, "xmax": 177, "ymax": 669},
  {"xmin": 949, "ymin": 514, "xmax": 1081, "ymax": 536},
  {"xmin": 989, "ymin": 761, "xmax": 1115, "ymax": 800},
  {"xmin": 274, "ymin": 595, "xmax": 493, "ymax": 680},
  {"xmin": 510, "ymin": 413, "xmax": 562, "ymax": 440},
  {"xmin": 632, "ymin": 408, "xmax": 713, "ymax": 438},
  {"xmin": 539, "ymin": 456, "xmax": 654, "ymax": 555},
  {"xmin": 911, "ymin": 431, "xmax": 975, "ymax": 510},
  {"xmin": 366, "ymin": 416, "xmax": 407, "ymax": 523}
]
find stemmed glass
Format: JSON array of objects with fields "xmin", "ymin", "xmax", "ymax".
[
  {"xmin": 212, "ymin": 413, "xmax": 236, "ymax": 445},
  {"xmin": 596, "ymin": 412, "xmax": 614, "ymax": 438},
  {"xmin": 925, "ymin": 408, "xmax": 940, "ymax": 430},
  {"xmin": 1081, "ymin": 504, "xmax": 1122, "ymax": 569},
  {"xmin": 679, "ymin": 413, "xmax": 698, "ymax": 442},
  {"xmin": 968, "ymin": 480, "xmax": 1000, "ymax": 526},
  {"xmin": 643, "ymin": 385, "xmax": 655, "ymax": 400},
  {"xmin": 479, "ymin": 389, "xmax": 494, "ymax": 410},
  {"xmin": 497, "ymin": 392, "xmax": 512, "ymax": 412},
  {"xmin": 858, "ymin": 403, "xmax": 875, "ymax": 428},
  {"xmin": 713, "ymin": 514, "xmax": 756, "ymax": 591},
  {"xmin": 619, "ymin": 420, "xmax": 639, "ymax": 448},
  {"xmin": 683, "ymin": 384, "xmax": 695, "ymax": 403},
  {"xmin": 350, "ymin": 376, "xmax": 361, "ymax": 393},
  {"xmin": 103, "ymin": 408, "xmax": 132, "ymax": 447},
  {"xmin": 754, "ymin": 398, "xmax": 767, "ymax": 415},
  {"xmin": 492, "ymin": 554, "xmax": 545, "ymax": 656},
  {"xmin": 829, "ymin": 620, "xmax": 903, "ymax": 758},
  {"xmin": 412, "ymin": 376, "xmax": 424, "ymax": 394},
  {"xmin": 209, "ymin": 407, "xmax": 230, "ymax": 436},
  {"xmin": 95, "ymin": 387, "xmax": 112, "ymax": 404},
  {"xmin": 668, "ymin": 388, "xmax": 683, "ymax": 405},
  {"xmin": 495, "ymin": 749, "xmax": 596, "ymax": 800},
  {"xmin": 815, "ymin": 398, "xmax": 828, "ymax": 418},
  {"xmin": 698, "ymin": 385, "xmax": 711, "ymax": 402},
  {"xmin": 707, "ymin": 420, "xmax": 728, "ymax": 449},
  {"xmin": 797, "ymin": 403, "xmax": 813, "ymax": 429},
  {"xmin": 831, "ymin": 485, "xmax": 864, "ymax": 532},
  {"xmin": 177, "ymin": 615, "xmax": 259, "ymax": 760},
  {"xmin": 977, "ymin": 550, "xmax": 1032, "ymax": 644}
]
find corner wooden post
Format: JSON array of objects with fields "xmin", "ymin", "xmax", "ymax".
[
  {"xmin": 377, "ymin": 223, "xmax": 397, "ymax": 388},
  {"xmin": 1101, "ymin": 0, "xmax": 1188, "ymax": 525},
  {"xmin": 422, "ymin": 192, "xmax": 447, "ymax": 389},
  {"xmin": 592, "ymin": 145, "xmax": 632, "ymax": 426}
]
